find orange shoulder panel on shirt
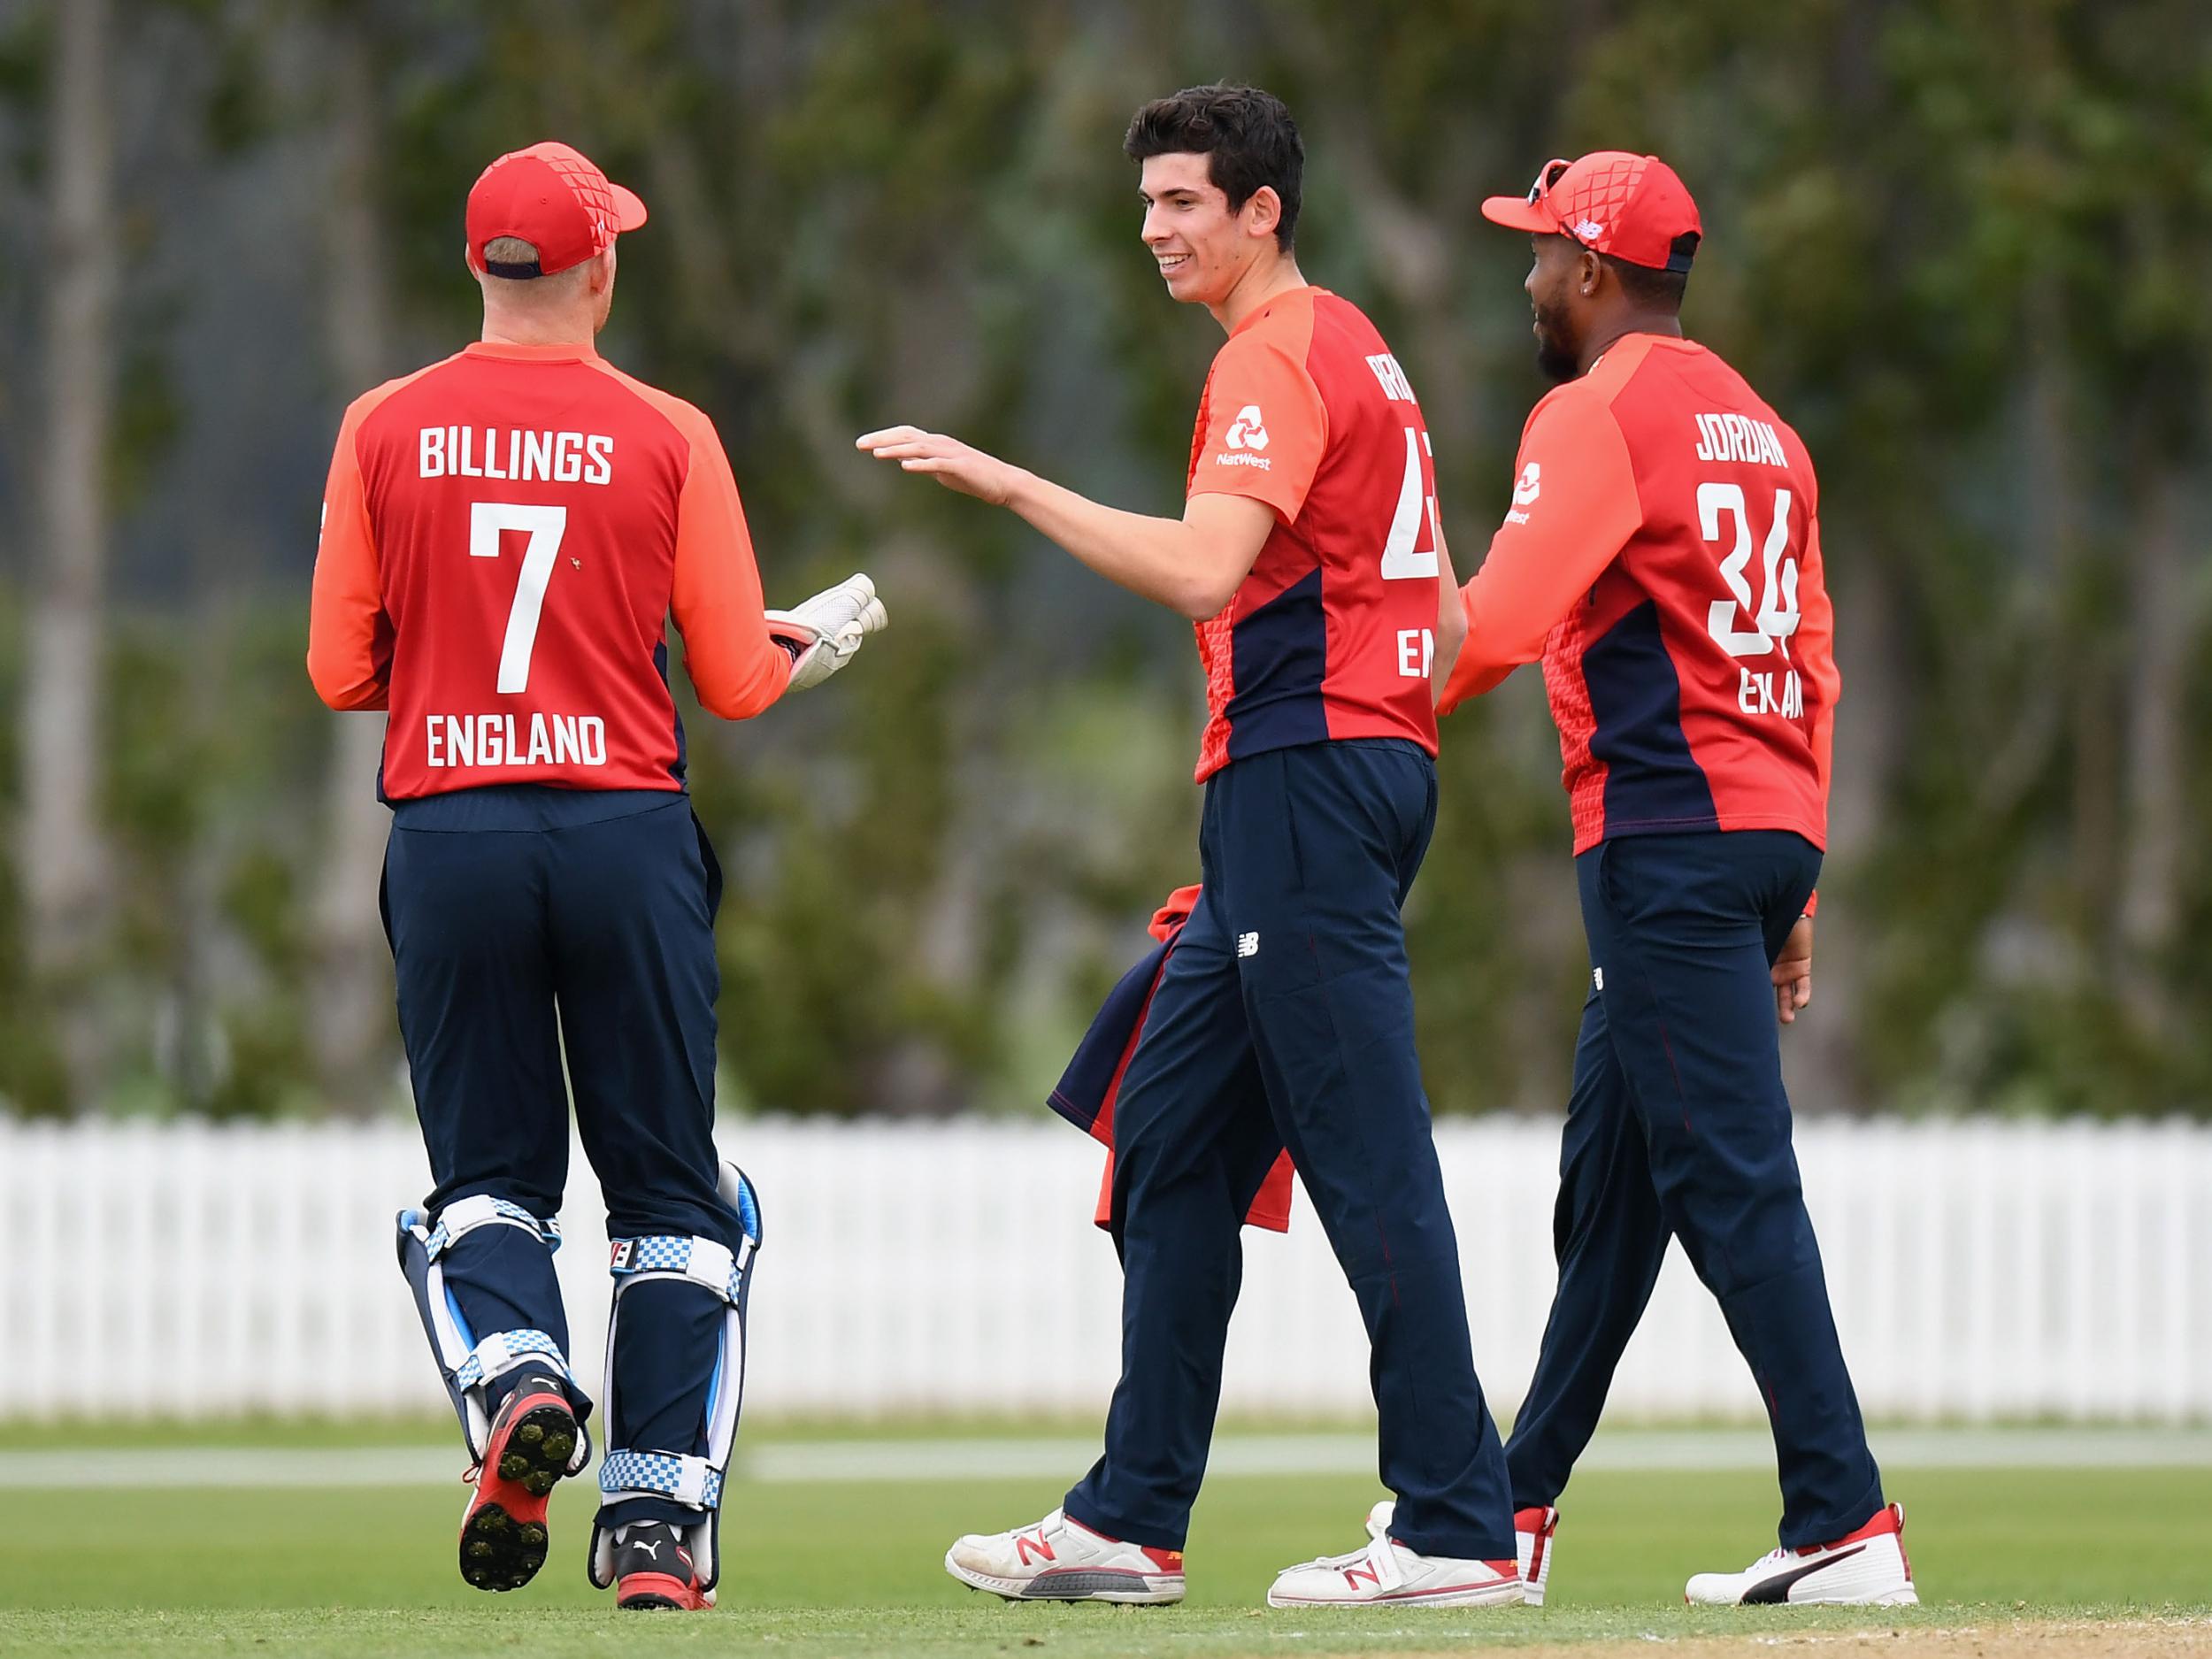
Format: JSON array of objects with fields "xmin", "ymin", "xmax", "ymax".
[
  {"xmin": 1438, "ymin": 376, "xmax": 1643, "ymax": 713},
  {"xmin": 1187, "ymin": 295, "xmax": 1328, "ymax": 526},
  {"xmin": 306, "ymin": 361, "xmax": 446, "ymax": 710},
  {"xmin": 581, "ymin": 359, "xmax": 792, "ymax": 721}
]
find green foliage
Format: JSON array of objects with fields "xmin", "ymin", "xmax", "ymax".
[
  {"xmin": 4, "ymin": 0, "xmax": 2211, "ymax": 1118},
  {"xmin": 0, "ymin": 593, "xmax": 69, "ymax": 1118}
]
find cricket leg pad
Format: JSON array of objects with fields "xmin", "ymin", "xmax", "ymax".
[
  {"xmin": 588, "ymin": 1162, "xmax": 763, "ymax": 1597},
  {"xmin": 396, "ymin": 1193, "xmax": 592, "ymax": 1472}
]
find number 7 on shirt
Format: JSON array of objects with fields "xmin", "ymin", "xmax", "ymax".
[{"xmin": 470, "ymin": 501, "xmax": 569, "ymax": 695}]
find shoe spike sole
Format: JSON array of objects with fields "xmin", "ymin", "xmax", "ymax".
[{"xmin": 458, "ymin": 1400, "xmax": 575, "ymax": 1593}]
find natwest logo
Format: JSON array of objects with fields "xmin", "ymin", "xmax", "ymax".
[
  {"xmin": 1225, "ymin": 404, "xmax": 1270, "ymax": 450},
  {"xmin": 1504, "ymin": 460, "xmax": 1542, "ymax": 525}
]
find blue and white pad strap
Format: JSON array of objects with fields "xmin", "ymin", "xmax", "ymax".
[
  {"xmin": 452, "ymin": 1327, "xmax": 571, "ymax": 1393},
  {"xmin": 600, "ymin": 1448, "xmax": 725, "ymax": 1510},
  {"xmin": 425, "ymin": 1193, "xmax": 561, "ymax": 1260},
  {"xmin": 608, "ymin": 1234, "xmax": 749, "ymax": 1303}
]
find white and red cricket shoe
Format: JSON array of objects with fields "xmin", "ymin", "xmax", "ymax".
[
  {"xmin": 1360, "ymin": 1499, "xmax": 1557, "ymax": 1606},
  {"xmin": 943, "ymin": 1508, "xmax": 1185, "ymax": 1604},
  {"xmin": 1685, "ymin": 1502, "xmax": 1917, "ymax": 1606},
  {"xmin": 1516, "ymin": 1505, "xmax": 1560, "ymax": 1606},
  {"xmin": 1265, "ymin": 1505, "xmax": 1522, "ymax": 1609}
]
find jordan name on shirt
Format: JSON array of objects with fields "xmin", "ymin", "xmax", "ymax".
[
  {"xmin": 1691, "ymin": 411, "xmax": 1787, "ymax": 468},
  {"xmin": 419, "ymin": 426, "xmax": 615, "ymax": 485}
]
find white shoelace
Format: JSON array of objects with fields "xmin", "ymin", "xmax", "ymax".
[{"xmin": 1300, "ymin": 1542, "xmax": 1374, "ymax": 1570}]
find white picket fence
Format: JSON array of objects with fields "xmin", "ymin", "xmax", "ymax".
[{"xmin": 1, "ymin": 1116, "xmax": 2207, "ymax": 1424}]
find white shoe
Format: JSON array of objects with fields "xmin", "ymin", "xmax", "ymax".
[
  {"xmin": 944, "ymin": 1508, "xmax": 1185, "ymax": 1604},
  {"xmin": 1685, "ymin": 1502, "xmax": 1917, "ymax": 1606},
  {"xmin": 1517, "ymin": 1505, "xmax": 1559, "ymax": 1606},
  {"xmin": 1266, "ymin": 1507, "xmax": 1522, "ymax": 1609},
  {"xmin": 1364, "ymin": 1498, "xmax": 1557, "ymax": 1607}
]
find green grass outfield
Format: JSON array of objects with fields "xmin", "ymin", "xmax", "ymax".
[{"xmin": 1, "ymin": 1422, "xmax": 2206, "ymax": 1657}]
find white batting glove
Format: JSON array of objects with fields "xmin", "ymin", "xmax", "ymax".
[{"xmin": 766, "ymin": 572, "xmax": 889, "ymax": 691}]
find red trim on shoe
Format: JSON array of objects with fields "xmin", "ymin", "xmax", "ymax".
[
  {"xmin": 1380, "ymin": 1539, "xmax": 1518, "ymax": 1582},
  {"xmin": 1379, "ymin": 1577, "xmax": 1515, "ymax": 1601},
  {"xmin": 1515, "ymin": 1506, "xmax": 1557, "ymax": 1586},
  {"xmin": 617, "ymin": 1571, "xmax": 711, "ymax": 1610},
  {"xmin": 1819, "ymin": 1502, "xmax": 1904, "ymax": 1551},
  {"xmin": 1064, "ymin": 1512, "xmax": 1184, "ymax": 1575}
]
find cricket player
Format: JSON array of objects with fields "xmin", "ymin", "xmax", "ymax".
[
  {"xmin": 1421, "ymin": 151, "xmax": 1914, "ymax": 1607},
  {"xmin": 307, "ymin": 141, "xmax": 886, "ymax": 1610},
  {"xmin": 860, "ymin": 83, "xmax": 1525, "ymax": 1610}
]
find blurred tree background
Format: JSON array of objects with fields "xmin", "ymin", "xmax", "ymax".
[{"xmin": 0, "ymin": 0, "xmax": 2205, "ymax": 1122}]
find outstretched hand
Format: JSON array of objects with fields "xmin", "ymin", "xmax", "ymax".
[
  {"xmin": 856, "ymin": 426, "xmax": 1022, "ymax": 505},
  {"xmin": 1772, "ymin": 915, "xmax": 1814, "ymax": 1025}
]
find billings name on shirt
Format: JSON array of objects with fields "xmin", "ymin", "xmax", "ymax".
[{"xmin": 419, "ymin": 426, "xmax": 615, "ymax": 484}]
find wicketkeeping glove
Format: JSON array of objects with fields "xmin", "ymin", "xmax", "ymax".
[{"xmin": 765, "ymin": 572, "xmax": 889, "ymax": 691}]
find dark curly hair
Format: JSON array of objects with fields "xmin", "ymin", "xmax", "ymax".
[{"xmin": 1124, "ymin": 83, "xmax": 1302, "ymax": 251}]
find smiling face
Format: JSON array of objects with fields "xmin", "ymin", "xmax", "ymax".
[{"xmin": 1138, "ymin": 152, "xmax": 1278, "ymax": 310}]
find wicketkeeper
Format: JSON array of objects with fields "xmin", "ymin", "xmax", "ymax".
[{"xmin": 307, "ymin": 141, "xmax": 886, "ymax": 1610}]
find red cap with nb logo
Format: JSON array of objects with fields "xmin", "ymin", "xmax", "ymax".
[
  {"xmin": 465, "ymin": 141, "xmax": 648, "ymax": 278},
  {"xmin": 1480, "ymin": 151, "xmax": 1701, "ymax": 273}
]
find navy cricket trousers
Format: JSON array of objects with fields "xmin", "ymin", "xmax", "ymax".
[
  {"xmin": 1502, "ymin": 829, "xmax": 1884, "ymax": 1549},
  {"xmin": 382, "ymin": 786, "xmax": 738, "ymax": 1527},
  {"xmin": 1064, "ymin": 740, "xmax": 1517, "ymax": 1562}
]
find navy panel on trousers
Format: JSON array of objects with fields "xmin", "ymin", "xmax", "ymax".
[
  {"xmin": 382, "ymin": 785, "xmax": 737, "ymax": 1528},
  {"xmin": 1063, "ymin": 739, "xmax": 1516, "ymax": 1562},
  {"xmin": 1502, "ymin": 828, "xmax": 1885, "ymax": 1549},
  {"xmin": 1583, "ymin": 600, "xmax": 1719, "ymax": 835}
]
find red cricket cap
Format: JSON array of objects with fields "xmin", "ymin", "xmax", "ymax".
[
  {"xmin": 1480, "ymin": 151, "xmax": 1701, "ymax": 273},
  {"xmin": 465, "ymin": 141, "xmax": 648, "ymax": 278}
]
